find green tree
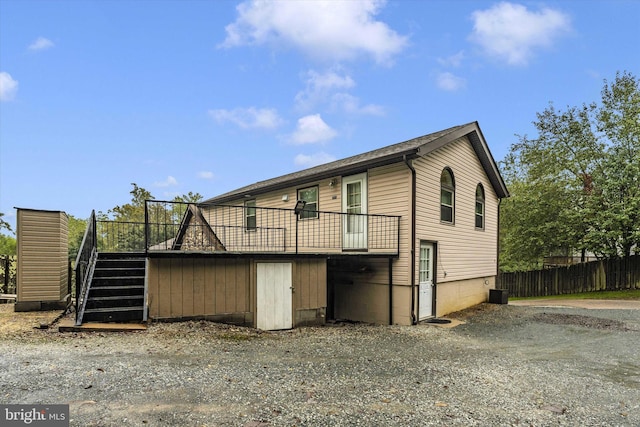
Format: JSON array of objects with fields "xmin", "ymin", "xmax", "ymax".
[
  {"xmin": 500, "ymin": 71, "xmax": 640, "ymax": 271},
  {"xmin": 584, "ymin": 71, "xmax": 640, "ymax": 257},
  {"xmin": 68, "ymin": 215, "xmax": 88, "ymax": 260},
  {"xmin": 0, "ymin": 234, "xmax": 16, "ymax": 255},
  {"xmin": 108, "ymin": 183, "xmax": 154, "ymax": 222},
  {"xmin": 172, "ymin": 191, "xmax": 203, "ymax": 204},
  {"xmin": 98, "ymin": 184, "xmax": 204, "ymax": 251},
  {"xmin": 0, "ymin": 212, "xmax": 17, "ymax": 256},
  {"xmin": 0, "ymin": 212, "xmax": 12, "ymax": 233}
]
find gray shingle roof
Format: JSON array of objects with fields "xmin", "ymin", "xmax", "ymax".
[{"xmin": 203, "ymin": 122, "xmax": 508, "ymax": 204}]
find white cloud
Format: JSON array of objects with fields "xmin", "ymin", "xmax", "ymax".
[
  {"xmin": 436, "ymin": 72, "xmax": 466, "ymax": 91},
  {"xmin": 220, "ymin": 0, "xmax": 408, "ymax": 65},
  {"xmin": 294, "ymin": 152, "xmax": 337, "ymax": 168},
  {"xmin": 28, "ymin": 37, "xmax": 54, "ymax": 51},
  {"xmin": 0, "ymin": 72, "xmax": 18, "ymax": 101},
  {"xmin": 198, "ymin": 171, "xmax": 214, "ymax": 180},
  {"xmin": 305, "ymin": 69, "xmax": 355, "ymax": 92},
  {"xmin": 469, "ymin": 2, "xmax": 571, "ymax": 66},
  {"xmin": 330, "ymin": 93, "xmax": 385, "ymax": 115},
  {"xmin": 154, "ymin": 176, "xmax": 178, "ymax": 187},
  {"xmin": 437, "ymin": 51, "xmax": 465, "ymax": 68},
  {"xmin": 295, "ymin": 68, "xmax": 355, "ymax": 110},
  {"xmin": 295, "ymin": 68, "xmax": 384, "ymax": 116},
  {"xmin": 209, "ymin": 107, "xmax": 284, "ymax": 130},
  {"xmin": 289, "ymin": 114, "xmax": 337, "ymax": 145}
]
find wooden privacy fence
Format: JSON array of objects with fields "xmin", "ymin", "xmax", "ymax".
[{"xmin": 499, "ymin": 255, "xmax": 640, "ymax": 298}]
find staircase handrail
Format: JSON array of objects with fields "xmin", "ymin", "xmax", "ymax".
[{"xmin": 74, "ymin": 211, "xmax": 98, "ymax": 325}]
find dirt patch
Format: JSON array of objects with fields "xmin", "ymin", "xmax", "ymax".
[
  {"xmin": 509, "ymin": 298, "xmax": 640, "ymax": 310},
  {"xmin": 0, "ymin": 303, "xmax": 64, "ymax": 337},
  {"xmin": 445, "ymin": 302, "xmax": 503, "ymax": 320},
  {"xmin": 531, "ymin": 312, "xmax": 634, "ymax": 331}
]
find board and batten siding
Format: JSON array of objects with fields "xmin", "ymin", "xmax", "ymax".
[
  {"xmin": 16, "ymin": 209, "xmax": 69, "ymax": 307},
  {"xmin": 147, "ymin": 258, "xmax": 251, "ymax": 323},
  {"xmin": 293, "ymin": 258, "xmax": 327, "ymax": 312},
  {"xmin": 414, "ymin": 136, "xmax": 499, "ymax": 283},
  {"xmin": 147, "ymin": 257, "xmax": 327, "ymax": 327}
]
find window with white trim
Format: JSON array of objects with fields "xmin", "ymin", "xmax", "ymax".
[
  {"xmin": 440, "ymin": 168, "xmax": 455, "ymax": 223},
  {"xmin": 475, "ymin": 184, "xmax": 485, "ymax": 229},
  {"xmin": 245, "ymin": 199, "xmax": 256, "ymax": 231},
  {"xmin": 297, "ymin": 186, "xmax": 318, "ymax": 220}
]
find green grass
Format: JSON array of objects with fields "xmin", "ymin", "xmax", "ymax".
[{"xmin": 511, "ymin": 289, "xmax": 640, "ymax": 301}]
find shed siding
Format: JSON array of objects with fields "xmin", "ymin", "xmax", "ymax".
[
  {"xmin": 147, "ymin": 257, "xmax": 326, "ymax": 326},
  {"xmin": 294, "ymin": 258, "xmax": 327, "ymax": 310},
  {"xmin": 414, "ymin": 136, "xmax": 499, "ymax": 283},
  {"xmin": 16, "ymin": 209, "xmax": 68, "ymax": 303},
  {"xmin": 148, "ymin": 258, "xmax": 251, "ymax": 321}
]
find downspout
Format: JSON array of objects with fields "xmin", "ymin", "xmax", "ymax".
[
  {"xmin": 403, "ymin": 155, "xmax": 417, "ymax": 325},
  {"xmin": 496, "ymin": 198, "xmax": 502, "ymax": 288},
  {"xmin": 388, "ymin": 258, "xmax": 393, "ymax": 325}
]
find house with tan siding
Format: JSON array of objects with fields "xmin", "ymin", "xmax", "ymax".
[{"xmin": 74, "ymin": 121, "xmax": 509, "ymax": 329}]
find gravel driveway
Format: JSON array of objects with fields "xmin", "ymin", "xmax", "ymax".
[{"xmin": 1, "ymin": 302, "xmax": 639, "ymax": 426}]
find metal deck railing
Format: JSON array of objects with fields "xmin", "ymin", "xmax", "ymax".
[{"xmin": 92, "ymin": 201, "xmax": 401, "ymax": 256}]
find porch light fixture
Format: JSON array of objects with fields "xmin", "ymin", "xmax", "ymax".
[{"xmin": 294, "ymin": 199, "xmax": 306, "ymax": 215}]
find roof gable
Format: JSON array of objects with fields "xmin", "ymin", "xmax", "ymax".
[{"xmin": 204, "ymin": 122, "xmax": 508, "ymax": 204}]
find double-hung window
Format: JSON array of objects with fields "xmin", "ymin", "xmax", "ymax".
[
  {"xmin": 245, "ymin": 199, "xmax": 256, "ymax": 231},
  {"xmin": 297, "ymin": 186, "xmax": 318, "ymax": 220},
  {"xmin": 440, "ymin": 168, "xmax": 455, "ymax": 223},
  {"xmin": 475, "ymin": 184, "xmax": 485, "ymax": 229}
]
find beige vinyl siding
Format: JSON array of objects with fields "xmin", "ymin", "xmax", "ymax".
[
  {"xmin": 201, "ymin": 177, "xmax": 343, "ymax": 254},
  {"xmin": 221, "ymin": 176, "xmax": 342, "ymax": 212},
  {"xmin": 368, "ymin": 163, "xmax": 411, "ymax": 286},
  {"xmin": 16, "ymin": 209, "xmax": 69, "ymax": 302},
  {"xmin": 414, "ymin": 136, "xmax": 499, "ymax": 283}
]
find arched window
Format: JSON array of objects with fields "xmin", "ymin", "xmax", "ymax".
[
  {"xmin": 475, "ymin": 184, "xmax": 485, "ymax": 229},
  {"xmin": 440, "ymin": 168, "xmax": 455, "ymax": 223}
]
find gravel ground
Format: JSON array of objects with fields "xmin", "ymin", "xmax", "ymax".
[{"xmin": 1, "ymin": 303, "xmax": 639, "ymax": 426}]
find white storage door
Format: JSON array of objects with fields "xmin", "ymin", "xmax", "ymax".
[{"xmin": 256, "ymin": 263, "xmax": 293, "ymax": 330}]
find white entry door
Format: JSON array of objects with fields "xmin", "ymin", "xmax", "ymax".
[
  {"xmin": 419, "ymin": 242, "xmax": 434, "ymax": 319},
  {"xmin": 256, "ymin": 263, "xmax": 293, "ymax": 330},
  {"xmin": 342, "ymin": 173, "xmax": 368, "ymax": 250}
]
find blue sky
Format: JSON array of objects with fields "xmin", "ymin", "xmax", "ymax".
[{"xmin": 1, "ymin": 0, "xmax": 638, "ymax": 230}]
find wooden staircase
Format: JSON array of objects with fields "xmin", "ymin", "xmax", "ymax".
[{"xmin": 82, "ymin": 253, "xmax": 145, "ymax": 323}]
